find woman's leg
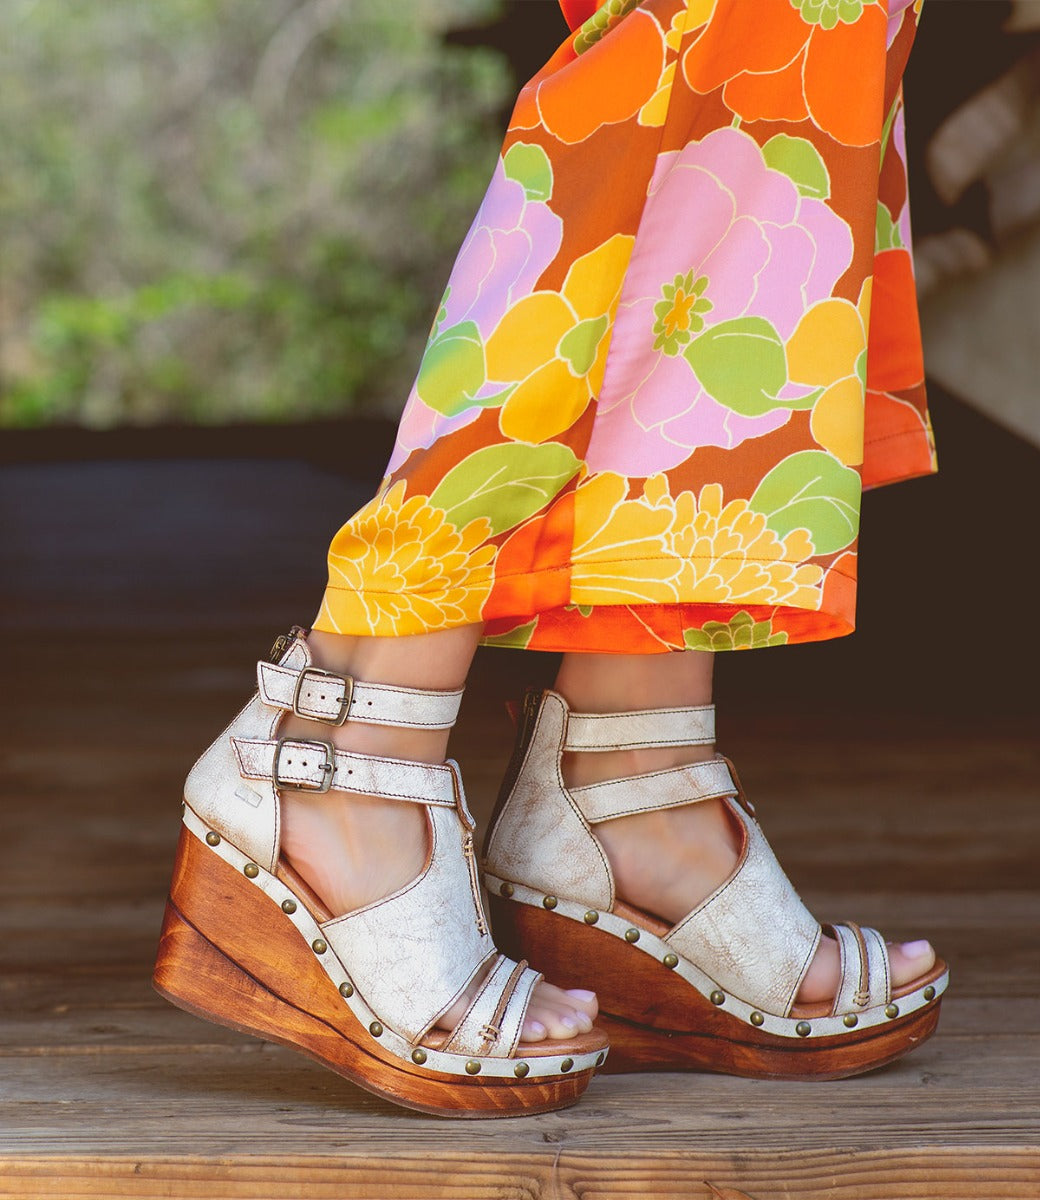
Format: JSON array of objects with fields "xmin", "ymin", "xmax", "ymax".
[
  {"xmin": 553, "ymin": 650, "xmax": 935, "ymax": 1003},
  {"xmin": 277, "ymin": 623, "xmax": 598, "ymax": 1041}
]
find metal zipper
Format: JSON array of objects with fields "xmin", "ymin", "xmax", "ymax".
[{"xmin": 462, "ymin": 831, "xmax": 488, "ymax": 935}]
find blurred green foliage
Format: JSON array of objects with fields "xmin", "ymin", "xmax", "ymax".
[{"xmin": 0, "ymin": 0, "xmax": 511, "ymax": 427}]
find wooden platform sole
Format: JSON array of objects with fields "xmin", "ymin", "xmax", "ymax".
[
  {"xmin": 489, "ymin": 895, "xmax": 944, "ymax": 1081},
  {"xmin": 154, "ymin": 827, "xmax": 594, "ymax": 1117}
]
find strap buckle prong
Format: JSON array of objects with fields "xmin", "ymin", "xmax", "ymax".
[
  {"xmin": 272, "ymin": 737, "xmax": 336, "ymax": 793},
  {"xmin": 292, "ymin": 668, "xmax": 353, "ymax": 726}
]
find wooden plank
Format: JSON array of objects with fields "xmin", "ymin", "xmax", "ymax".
[
  {"xmin": 1, "ymin": 1021, "xmax": 1038, "ymax": 1156},
  {"xmin": 1, "ymin": 1149, "xmax": 1038, "ymax": 1200}
]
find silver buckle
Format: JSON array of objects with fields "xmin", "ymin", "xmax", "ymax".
[
  {"xmin": 291, "ymin": 668, "xmax": 353, "ymax": 726},
  {"xmin": 272, "ymin": 737, "xmax": 335, "ymax": 793}
]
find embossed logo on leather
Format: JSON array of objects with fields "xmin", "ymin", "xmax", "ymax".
[{"xmin": 234, "ymin": 784, "xmax": 263, "ymax": 808}]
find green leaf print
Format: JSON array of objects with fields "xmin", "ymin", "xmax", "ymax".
[
  {"xmin": 483, "ymin": 620, "xmax": 538, "ymax": 648},
  {"xmin": 429, "ymin": 441, "xmax": 581, "ymax": 537},
  {"xmin": 683, "ymin": 611, "xmax": 789, "ymax": 651},
  {"xmin": 558, "ymin": 315, "xmax": 609, "ymax": 375},
  {"xmin": 502, "ymin": 143, "xmax": 554, "ymax": 203},
  {"xmin": 875, "ymin": 201, "xmax": 903, "ymax": 252},
  {"xmin": 749, "ymin": 450, "xmax": 861, "ymax": 555},
  {"xmin": 684, "ymin": 316, "xmax": 789, "ymax": 417},
  {"xmin": 414, "ymin": 320, "xmax": 486, "ymax": 416},
  {"xmin": 762, "ymin": 134, "xmax": 831, "ymax": 200}
]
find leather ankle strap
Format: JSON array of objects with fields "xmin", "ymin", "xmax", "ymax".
[
  {"xmin": 570, "ymin": 757, "xmax": 737, "ymax": 823},
  {"xmin": 563, "ymin": 704, "xmax": 715, "ymax": 752},
  {"xmin": 258, "ymin": 661, "xmax": 464, "ymax": 730},
  {"xmin": 232, "ymin": 736, "xmax": 461, "ymax": 807}
]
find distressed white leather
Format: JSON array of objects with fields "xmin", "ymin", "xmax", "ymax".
[
  {"xmin": 258, "ymin": 661, "xmax": 464, "ymax": 729},
  {"xmin": 564, "ymin": 705, "xmax": 715, "ymax": 751},
  {"xmin": 186, "ymin": 626, "xmax": 546, "ymax": 1060},
  {"xmin": 184, "ymin": 691, "xmax": 282, "ymax": 873},
  {"xmin": 232, "ymin": 738, "xmax": 459, "ymax": 807},
  {"xmin": 441, "ymin": 954, "xmax": 542, "ymax": 1058},
  {"xmin": 321, "ymin": 796, "xmax": 497, "ymax": 1044},
  {"xmin": 666, "ymin": 802, "xmax": 820, "ymax": 1016},
  {"xmin": 570, "ymin": 758, "xmax": 737, "ymax": 824},
  {"xmin": 485, "ymin": 687, "xmax": 860, "ymax": 1019},
  {"xmin": 831, "ymin": 923, "xmax": 891, "ymax": 1014},
  {"xmin": 484, "ymin": 691, "xmax": 616, "ymax": 911}
]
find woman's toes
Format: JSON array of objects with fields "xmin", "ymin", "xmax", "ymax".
[
  {"xmin": 564, "ymin": 988, "xmax": 599, "ymax": 1020},
  {"xmin": 889, "ymin": 939, "xmax": 936, "ymax": 987},
  {"xmin": 519, "ymin": 983, "xmax": 596, "ymax": 1041}
]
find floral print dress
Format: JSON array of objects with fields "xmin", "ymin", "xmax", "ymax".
[{"xmin": 314, "ymin": 0, "xmax": 933, "ymax": 654}]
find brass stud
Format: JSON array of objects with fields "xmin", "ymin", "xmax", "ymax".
[
  {"xmin": 710, "ymin": 990, "xmax": 725, "ymax": 1006},
  {"xmin": 465, "ymin": 1060, "xmax": 481, "ymax": 1075},
  {"xmin": 796, "ymin": 1021, "xmax": 812, "ymax": 1038},
  {"xmin": 843, "ymin": 1013, "xmax": 859, "ymax": 1028},
  {"xmin": 923, "ymin": 985, "xmax": 936, "ymax": 1001},
  {"xmin": 500, "ymin": 882, "xmax": 514, "ymax": 898},
  {"xmin": 595, "ymin": 1052, "xmax": 606, "ymax": 1067},
  {"xmin": 885, "ymin": 1003, "xmax": 899, "ymax": 1019},
  {"xmin": 243, "ymin": 863, "xmax": 259, "ymax": 879},
  {"xmin": 663, "ymin": 952, "xmax": 679, "ymax": 969},
  {"xmin": 583, "ymin": 910, "xmax": 599, "ymax": 925},
  {"xmin": 750, "ymin": 1011, "xmax": 765, "ymax": 1027},
  {"xmin": 281, "ymin": 898, "xmax": 297, "ymax": 914},
  {"xmin": 624, "ymin": 928, "xmax": 640, "ymax": 943},
  {"xmin": 205, "ymin": 831, "xmax": 221, "ymax": 846},
  {"xmin": 311, "ymin": 938, "xmax": 327, "ymax": 955},
  {"xmin": 369, "ymin": 1021, "xmax": 383, "ymax": 1037},
  {"xmin": 338, "ymin": 981, "xmax": 354, "ymax": 998},
  {"xmin": 514, "ymin": 1062, "xmax": 530, "ymax": 1078},
  {"xmin": 411, "ymin": 1049, "xmax": 427, "ymax": 1065},
  {"xmin": 542, "ymin": 895, "xmax": 558, "ymax": 910},
  {"xmin": 181, "ymin": 802, "xmax": 186, "ymax": 814},
  {"xmin": 560, "ymin": 1058, "xmax": 574, "ymax": 1073}
]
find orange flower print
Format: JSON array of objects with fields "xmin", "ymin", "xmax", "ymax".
[
  {"xmin": 513, "ymin": 2, "xmax": 675, "ymax": 145},
  {"xmin": 683, "ymin": 0, "xmax": 888, "ymax": 146}
]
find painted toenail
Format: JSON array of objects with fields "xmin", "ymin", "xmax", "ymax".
[
  {"xmin": 528, "ymin": 1020, "xmax": 546, "ymax": 1037},
  {"xmin": 560, "ymin": 1016, "xmax": 577, "ymax": 1031},
  {"xmin": 566, "ymin": 989, "xmax": 597, "ymax": 1002},
  {"xmin": 901, "ymin": 940, "xmax": 931, "ymax": 957}
]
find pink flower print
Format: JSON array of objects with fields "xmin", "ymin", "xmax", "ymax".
[{"xmin": 586, "ymin": 126, "xmax": 854, "ymax": 477}]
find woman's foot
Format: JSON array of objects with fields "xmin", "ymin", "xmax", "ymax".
[
  {"xmin": 553, "ymin": 649, "xmax": 935, "ymax": 1007},
  {"xmin": 563, "ymin": 741, "xmax": 936, "ymax": 1004},
  {"xmin": 276, "ymin": 628, "xmax": 598, "ymax": 1044}
]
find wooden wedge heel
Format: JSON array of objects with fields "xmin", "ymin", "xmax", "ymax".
[
  {"xmin": 483, "ymin": 688, "xmax": 948, "ymax": 1081},
  {"xmin": 153, "ymin": 631, "xmax": 606, "ymax": 1117}
]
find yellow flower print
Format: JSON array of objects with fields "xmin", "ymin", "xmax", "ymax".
[
  {"xmin": 320, "ymin": 480, "xmax": 495, "ymax": 635},
  {"xmin": 786, "ymin": 277, "xmax": 872, "ymax": 466},
  {"xmin": 571, "ymin": 472, "xmax": 684, "ymax": 604},
  {"xmin": 570, "ymin": 472, "xmax": 822, "ymax": 610},
  {"xmin": 639, "ymin": 2, "xmax": 715, "ymax": 127},
  {"xmin": 643, "ymin": 477, "xmax": 825, "ymax": 609},
  {"xmin": 486, "ymin": 234, "xmax": 635, "ymax": 443}
]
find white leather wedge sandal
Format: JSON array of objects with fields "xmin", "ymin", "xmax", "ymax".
[
  {"xmin": 154, "ymin": 632, "xmax": 607, "ymax": 1117},
  {"xmin": 483, "ymin": 688, "xmax": 948, "ymax": 1080}
]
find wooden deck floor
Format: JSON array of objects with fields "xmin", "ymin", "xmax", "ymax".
[{"xmin": 2, "ymin": 409, "xmax": 1039, "ymax": 1199}]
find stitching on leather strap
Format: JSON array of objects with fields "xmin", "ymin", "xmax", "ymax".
[
  {"xmin": 478, "ymin": 958, "xmax": 529, "ymax": 1056},
  {"xmin": 563, "ymin": 705, "xmax": 715, "ymax": 752},
  {"xmin": 843, "ymin": 921, "xmax": 872, "ymax": 1007},
  {"xmin": 257, "ymin": 661, "xmax": 464, "ymax": 729}
]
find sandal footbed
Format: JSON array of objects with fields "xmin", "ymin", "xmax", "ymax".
[
  {"xmin": 489, "ymin": 894, "xmax": 945, "ymax": 1080},
  {"xmin": 155, "ymin": 828, "xmax": 597, "ymax": 1117}
]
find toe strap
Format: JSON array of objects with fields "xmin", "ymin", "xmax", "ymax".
[
  {"xmin": 441, "ymin": 954, "xmax": 542, "ymax": 1058},
  {"xmin": 830, "ymin": 922, "xmax": 891, "ymax": 1015}
]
